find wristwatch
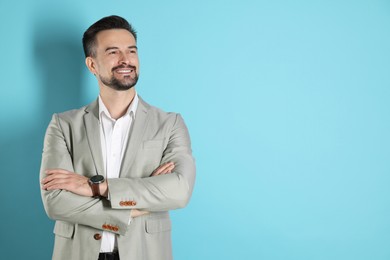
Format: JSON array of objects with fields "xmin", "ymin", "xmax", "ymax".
[{"xmin": 89, "ymin": 175, "xmax": 105, "ymax": 198}]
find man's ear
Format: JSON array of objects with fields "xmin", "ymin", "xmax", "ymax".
[{"xmin": 85, "ymin": 57, "xmax": 97, "ymax": 75}]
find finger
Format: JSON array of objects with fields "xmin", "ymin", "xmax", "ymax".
[
  {"xmin": 41, "ymin": 172, "xmax": 72, "ymax": 184},
  {"xmin": 43, "ymin": 176, "xmax": 71, "ymax": 186},
  {"xmin": 151, "ymin": 170, "xmax": 160, "ymax": 177},
  {"xmin": 166, "ymin": 164, "xmax": 175, "ymax": 172},
  {"xmin": 44, "ymin": 176, "xmax": 86, "ymax": 191},
  {"xmin": 139, "ymin": 210, "xmax": 150, "ymax": 216},
  {"xmin": 151, "ymin": 162, "xmax": 174, "ymax": 176},
  {"xmin": 131, "ymin": 209, "xmax": 150, "ymax": 218},
  {"xmin": 44, "ymin": 176, "xmax": 74, "ymax": 185},
  {"xmin": 131, "ymin": 209, "xmax": 141, "ymax": 218},
  {"xmin": 161, "ymin": 164, "xmax": 175, "ymax": 175},
  {"xmin": 158, "ymin": 162, "xmax": 175, "ymax": 175},
  {"xmin": 156, "ymin": 162, "xmax": 173, "ymax": 173},
  {"xmin": 42, "ymin": 177, "xmax": 72, "ymax": 190}
]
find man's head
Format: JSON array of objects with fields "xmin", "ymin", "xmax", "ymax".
[
  {"xmin": 83, "ymin": 15, "xmax": 139, "ymax": 91},
  {"xmin": 83, "ymin": 15, "xmax": 137, "ymax": 58}
]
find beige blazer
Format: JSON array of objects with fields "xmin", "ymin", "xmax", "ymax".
[{"xmin": 40, "ymin": 97, "xmax": 196, "ymax": 260}]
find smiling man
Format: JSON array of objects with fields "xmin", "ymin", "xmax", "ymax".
[{"xmin": 40, "ymin": 15, "xmax": 196, "ymax": 260}]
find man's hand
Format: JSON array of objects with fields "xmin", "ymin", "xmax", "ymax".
[
  {"xmin": 131, "ymin": 209, "xmax": 151, "ymax": 218},
  {"xmin": 41, "ymin": 169, "xmax": 95, "ymax": 197},
  {"xmin": 150, "ymin": 162, "xmax": 175, "ymax": 176}
]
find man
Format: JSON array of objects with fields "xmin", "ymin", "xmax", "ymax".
[{"xmin": 40, "ymin": 15, "xmax": 196, "ymax": 260}]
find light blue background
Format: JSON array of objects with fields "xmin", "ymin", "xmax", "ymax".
[{"xmin": 1, "ymin": 0, "xmax": 389, "ymax": 259}]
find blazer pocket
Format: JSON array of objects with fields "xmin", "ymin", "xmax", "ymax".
[
  {"xmin": 53, "ymin": 221, "xmax": 75, "ymax": 238},
  {"xmin": 143, "ymin": 139, "xmax": 164, "ymax": 149},
  {"xmin": 145, "ymin": 218, "xmax": 172, "ymax": 234}
]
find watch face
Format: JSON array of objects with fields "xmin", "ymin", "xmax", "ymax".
[{"xmin": 90, "ymin": 175, "xmax": 105, "ymax": 184}]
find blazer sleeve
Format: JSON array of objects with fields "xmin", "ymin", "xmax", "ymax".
[
  {"xmin": 108, "ymin": 114, "xmax": 196, "ymax": 211},
  {"xmin": 40, "ymin": 114, "xmax": 131, "ymax": 235}
]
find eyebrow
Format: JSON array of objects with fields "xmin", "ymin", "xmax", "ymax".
[{"xmin": 105, "ymin": 45, "xmax": 138, "ymax": 52}]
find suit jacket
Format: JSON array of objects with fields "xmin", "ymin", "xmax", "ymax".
[{"xmin": 40, "ymin": 97, "xmax": 196, "ymax": 260}]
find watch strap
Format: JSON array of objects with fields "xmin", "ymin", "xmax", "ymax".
[{"xmin": 90, "ymin": 182, "xmax": 100, "ymax": 197}]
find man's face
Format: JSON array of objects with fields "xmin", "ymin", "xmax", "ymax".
[{"xmin": 88, "ymin": 29, "xmax": 139, "ymax": 91}]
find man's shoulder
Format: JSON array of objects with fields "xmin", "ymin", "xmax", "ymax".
[
  {"xmin": 54, "ymin": 100, "xmax": 97, "ymax": 123},
  {"xmin": 56, "ymin": 106, "xmax": 88, "ymax": 120},
  {"xmin": 58, "ymin": 106, "xmax": 88, "ymax": 117},
  {"xmin": 139, "ymin": 97, "xmax": 179, "ymax": 122}
]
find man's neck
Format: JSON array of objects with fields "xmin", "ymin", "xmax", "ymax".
[{"xmin": 99, "ymin": 86, "xmax": 136, "ymax": 120}]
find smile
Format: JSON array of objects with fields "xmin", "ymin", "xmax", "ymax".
[{"xmin": 115, "ymin": 68, "xmax": 134, "ymax": 74}]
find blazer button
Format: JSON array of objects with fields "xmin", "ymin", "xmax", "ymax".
[
  {"xmin": 113, "ymin": 226, "xmax": 119, "ymax": 232},
  {"xmin": 130, "ymin": 201, "xmax": 137, "ymax": 206},
  {"xmin": 119, "ymin": 201, "xmax": 125, "ymax": 206},
  {"xmin": 94, "ymin": 233, "xmax": 102, "ymax": 240},
  {"xmin": 102, "ymin": 224, "xmax": 108, "ymax": 230}
]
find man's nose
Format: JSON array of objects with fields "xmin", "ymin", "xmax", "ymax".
[{"xmin": 118, "ymin": 52, "xmax": 131, "ymax": 64}]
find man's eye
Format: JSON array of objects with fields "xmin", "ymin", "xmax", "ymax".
[{"xmin": 109, "ymin": 51, "xmax": 117, "ymax": 55}]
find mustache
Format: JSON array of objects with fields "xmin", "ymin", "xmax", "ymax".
[{"xmin": 112, "ymin": 65, "xmax": 136, "ymax": 72}]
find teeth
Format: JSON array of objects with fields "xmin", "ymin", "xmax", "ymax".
[{"xmin": 117, "ymin": 69, "xmax": 133, "ymax": 73}]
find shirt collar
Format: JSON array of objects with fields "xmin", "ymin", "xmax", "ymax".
[{"xmin": 98, "ymin": 92, "xmax": 139, "ymax": 122}]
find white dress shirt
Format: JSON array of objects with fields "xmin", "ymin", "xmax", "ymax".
[{"xmin": 98, "ymin": 93, "xmax": 139, "ymax": 253}]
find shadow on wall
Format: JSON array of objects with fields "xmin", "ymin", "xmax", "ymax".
[{"xmin": 0, "ymin": 18, "xmax": 85, "ymax": 258}]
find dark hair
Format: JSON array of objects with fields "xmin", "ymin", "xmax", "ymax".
[{"xmin": 82, "ymin": 15, "xmax": 137, "ymax": 57}]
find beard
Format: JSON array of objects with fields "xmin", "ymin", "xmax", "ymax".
[{"xmin": 99, "ymin": 65, "xmax": 139, "ymax": 91}]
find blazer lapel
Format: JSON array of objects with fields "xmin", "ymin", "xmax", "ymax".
[
  {"xmin": 119, "ymin": 97, "xmax": 150, "ymax": 177},
  {"xmin": 83, "ymin": 100, "xmax": 105, "ymax": 177}
]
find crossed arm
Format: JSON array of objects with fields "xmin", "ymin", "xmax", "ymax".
[{"xmin": 41, "ymin": 162, "xmax": 175, "ymax": 218}]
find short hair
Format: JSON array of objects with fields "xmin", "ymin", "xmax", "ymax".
[{"xmin": 82, "ymin": 15, "xmax": 137, "ymax": 57}]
